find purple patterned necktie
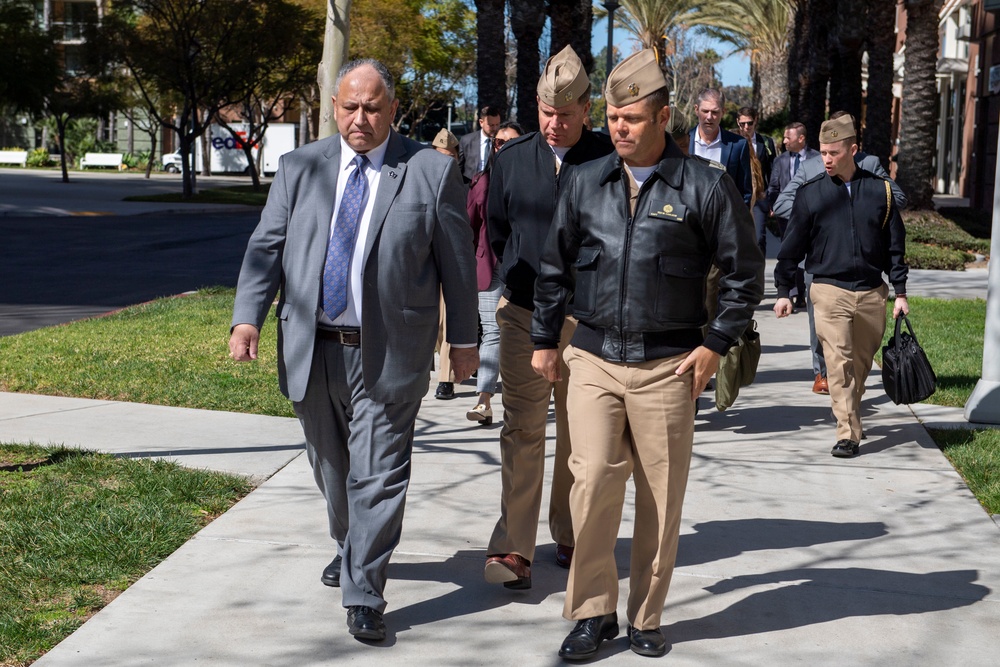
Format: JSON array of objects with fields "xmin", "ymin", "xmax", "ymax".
[{"xmin": 322, "ymin": 155, "xmax": 368, "ymax": 320}]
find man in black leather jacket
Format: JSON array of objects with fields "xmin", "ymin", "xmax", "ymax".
[
  {"xmin": 774, "ymin": 114, "xmax": 909, "ymax": 459},
  {"xmin": 530, "ymin": 50, "xmax": 763, "ymax": 661},
  {"xmin": 482, "ymin": 45, "xmax": 613, "ymax": 590}
]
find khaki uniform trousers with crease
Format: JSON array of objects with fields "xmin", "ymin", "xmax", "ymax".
[
  {"xmin": 562, "ymin": 346, "xmax": 694, "ymax": 631},
  {"xmin": 810, "ymin": 282, "xmax": 888, "ymax": 443},
  {"xmin": 487, "ymin": 297, "xmax": 576, "ymax": 561},
  {"xmin": 436, "ymin": 292, "xmax": 453, "ymax": 382}
]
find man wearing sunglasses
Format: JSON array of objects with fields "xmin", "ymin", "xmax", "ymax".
[{"xmin": 737, "ymin": 107, "xmax": 776, "ymax": 255}]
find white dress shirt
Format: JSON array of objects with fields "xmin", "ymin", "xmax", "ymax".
[
  {"xmin": 693, "ymin": 129, "xmax": 723, "ymax": 164},
  {"xmin": 320, "ymin": 135, "xmax": 390, "ymax": 328}
]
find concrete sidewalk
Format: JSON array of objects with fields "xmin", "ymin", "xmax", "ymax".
[{"xmin": 3, "ymin": 272, "xmax": 997, "ymax": 666}]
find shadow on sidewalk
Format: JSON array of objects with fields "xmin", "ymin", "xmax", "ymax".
[{"xmin": 666, "ymin": 567, "xmax": 990, "ymax": 644}]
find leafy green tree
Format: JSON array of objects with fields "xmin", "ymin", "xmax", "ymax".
[
  {"xmin": 349, "ymin": 0, "xmax": 475, "ymax": 136},
  {"xmin": 100, "ymin": 0, "xmax": 294, "ymax": 197},
  {"xmin": 0, "ymin": 0, "xmax": 60, "ymax": 115},
  {"xmin": 213, "ymin": 0, "xmax": 321, "ymax": 189}
]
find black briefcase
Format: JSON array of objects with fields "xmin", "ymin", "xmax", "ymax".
[{"xmin": 881, "ymin": 314, "xmax": 936, "ymax": 405}]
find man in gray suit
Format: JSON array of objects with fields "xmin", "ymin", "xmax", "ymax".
[{"xmin": 229, "ymin": 58, "xmax": 478, "ymax": 643}]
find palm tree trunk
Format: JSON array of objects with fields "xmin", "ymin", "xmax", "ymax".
[
  {"xmin": 510, "ymin": 0, "xmax": 546, "ymax": 132},
  {"xmin": 896, "ymin": 0, "xmax": 943, "ymax": 210},
  {"xmin": 548, "ymin": 0, "xmax": 593, "ymax": 76},
  {"xmin": 789, "ymin": 0, "xmax": 835, "ymax": 148},
  {"xmin": 828, "ymin": 0, "xmax": 866, "ymax": 123},
  {"xmin": 759, "ymin": 48, "xmax": 788, "ymax": 119},
  {"xmin": 863, "ymin": 0, "xmax": 897, "ymax": 169},
  {"xmin": 475, "ymin": 0, "xmax": 507, "ymax": 114}
]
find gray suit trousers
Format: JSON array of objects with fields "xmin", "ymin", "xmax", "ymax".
[{"xmin": 293, "ymin": 336, "xmax": 421, "ymax": 613}]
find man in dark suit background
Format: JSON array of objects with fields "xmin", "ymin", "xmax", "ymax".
[
  {"xmin": 767, "ymin": 121, "xmax": 818, "ymax": 309},
  {"xmin": 458, "ymin": 105, "xmax": 502, "ymax": 183},
  {"xmin": 737, "ymin": 106, "xmax": 776, "ymax": 254},
  {"xmin": 688, "ymin": 88, "xmax": 752, "ymax": 204},
  {"xmin": 229, "ymin": 58, "xmax": 478, "ymax": 643}
]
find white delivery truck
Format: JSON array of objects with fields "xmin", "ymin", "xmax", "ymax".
[{"xmin": 162, "ymin": 123, "xmax": 296, "ymax": 175}]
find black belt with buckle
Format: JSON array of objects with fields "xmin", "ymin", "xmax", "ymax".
[{"xmin": 316, "ymin": 327, "xmax": 361, "ymax": 347}]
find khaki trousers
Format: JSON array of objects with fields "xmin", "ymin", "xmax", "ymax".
[
  {"xmin": 487, "ymin": 297, "xmax": 576, "ymax": 561},
  {"xmin": 810, "ymin": 282, "xmax": 888, "ymax": 442},
  {"xmin": 436, "ymin": 292, "xmax": 452, "ymax": 382},
  {"xmin": 562, "ymin": 346, "xmax": 694, "ymax": 631}
]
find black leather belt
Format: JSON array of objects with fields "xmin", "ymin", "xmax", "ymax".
[{"xmin": 316, "ymin": 327, "xmax": 361, "ymax": 347}]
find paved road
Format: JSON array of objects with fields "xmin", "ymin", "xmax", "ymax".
[{"xmin": 0, "ymin": 211, "xmax": 260, "ymax": 335}]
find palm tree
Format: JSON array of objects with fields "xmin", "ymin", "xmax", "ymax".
[
  {"xmin": 863, "ymin": 0, "xmax": 897, "ymax": 169},
  {"xmin": 896, "ymin": 0, "xmax": 943, "ymax": 210},
  {"xmin": 685, "ymin": 0, "xmax": 794, "ymax": 118},
  {"xmin": 828, "ymin": 0, "xmax": 866, "ymax": 123},
  {"xmin": 788, "ymin": 0, "xmax": 836, "ymax": 147},
  {"xmin": 509, "ymin": 0, "xmax": 546, "ymax": 131},
  {"xmin": 595, "ymin": 0, "xmax": 697, "ymax": 67},
  {"xmin": 474, "ymin": 0, "xmax": 507, "ymax": 114}
]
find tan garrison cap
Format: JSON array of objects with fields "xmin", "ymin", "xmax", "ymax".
[
  {"xmin": 432, "ymin": 128, "xmax": 459, "ymax": 151},
  {"xmin": 819, "ymin": 115, "xmax": 856, "ymax": 143},
  {"xmin": 537, "ymin": 45, "xmax": 589, "ymax": 108},
  {"xmin": 605, "ymin": 49, "xmax": 667, "ymax": 107}
]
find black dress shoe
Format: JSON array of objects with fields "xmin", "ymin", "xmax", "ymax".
[
  {"xmin": 435, "ymin": 382, "xmax": 455, "ymax": 399},
  {"xmin": 558, "ymin": 612, "xmax": 618, "ymax": 661},
  {"xmin": 831, "ymin": 439, "xmax": 860, "ymax": 458},
  {"xmin": 628, "ymin": 624, "xmax": 667, "ymax": 657},
  {"xmin": 321, "ymin": 554, "xmax": 341, "ymax": 587},
  {"xmin": 555, "ymin": 544, "xmax": 573, "ymax": 569},
  {"xmin": 346, "ymin": 605, "xmax": 386, "ymax": 642}
]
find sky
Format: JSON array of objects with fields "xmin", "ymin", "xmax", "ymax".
[{"xmin": 589, "ymin": 16, "xmax": 752, "ymax": 88}]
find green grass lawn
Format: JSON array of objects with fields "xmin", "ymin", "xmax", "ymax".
[
  {"xmin": 0, "ymin": 287, "xmax": 291, "ymax": 418},
  {"xmin": 124, "ymin": 184, "xmax": 270, "ymax": 206},
  {"xmin": 0, "ymin": 443, "xmax": 251, "ymax": 666}
]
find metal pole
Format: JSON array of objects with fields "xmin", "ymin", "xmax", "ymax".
[
  {"xmin": 603, "ymin": 1, "xmax": 619, "ymax": 80},
  {"xmin": 964, "ymin": 109, "xmax": 1000, "ymax": 423}
]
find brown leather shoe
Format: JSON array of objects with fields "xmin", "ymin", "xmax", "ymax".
[
  {"xmin": 555, "ymin": 544, "xmax": 573, "ymax": 569},
  {"xmin": 484, "ymin": 553, "xmax": 531, "ymax": 589},
  {"xmin": 812, "ymin": 374, "xmax": 829, "ymax": 395}
]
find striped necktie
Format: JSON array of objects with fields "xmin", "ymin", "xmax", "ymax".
[{"xmin": 322, "ymin": 155, "xmax": 368, "ymax": 320}]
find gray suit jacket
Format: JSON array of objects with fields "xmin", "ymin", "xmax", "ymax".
[
  {"xmin": 767, "ymin": 147, "xmax": 820, "ymax": 211},
  {"xmin": 232, "ymin": 131, "xmax": 478, "ymax": 404},
  {"xmin": 772, "ymin": 150, "xmax": 908, "ymax": 220}
]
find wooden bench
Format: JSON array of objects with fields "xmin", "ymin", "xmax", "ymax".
[
  {"xmin": 80, "ymin": 152, "xmax": 125, "ymax": 170},
  {"xmin": 0, "ymin": 150, "xmax": 28, "ymax": 167}
]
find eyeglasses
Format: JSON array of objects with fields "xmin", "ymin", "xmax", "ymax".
[
  {"xmin": 737, "ymin": 121, "xmax": 755, "ymax": 128},
  {"xmin": 493, "ymin": 138, "xmax": 508, "ymax": 148}
]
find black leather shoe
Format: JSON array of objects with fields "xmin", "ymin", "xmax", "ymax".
[
  {"xmin": 558, "ymin": 612, "xmax": 618, "ymax": 661},
  {"xmin": 555, "ymin": 544, "xmax": 573, "ymax": 569},
  {"xmin": 831, "ymin": 439, "xmax": 860, "ymax": 458},
  {"xmin": 346, "ymin": 605, "xmax": 386, "ymax": 642},
  {"xmin": 628, "ymin": 624, "xmax": 667, "ymax": 657},
  {"xmin": 321, "ymin": 554, "xmax": 341, "ymax": 587},
  {"xmin": 435, "ymin": 382, "xmax": 455, "ymax": 399}
]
